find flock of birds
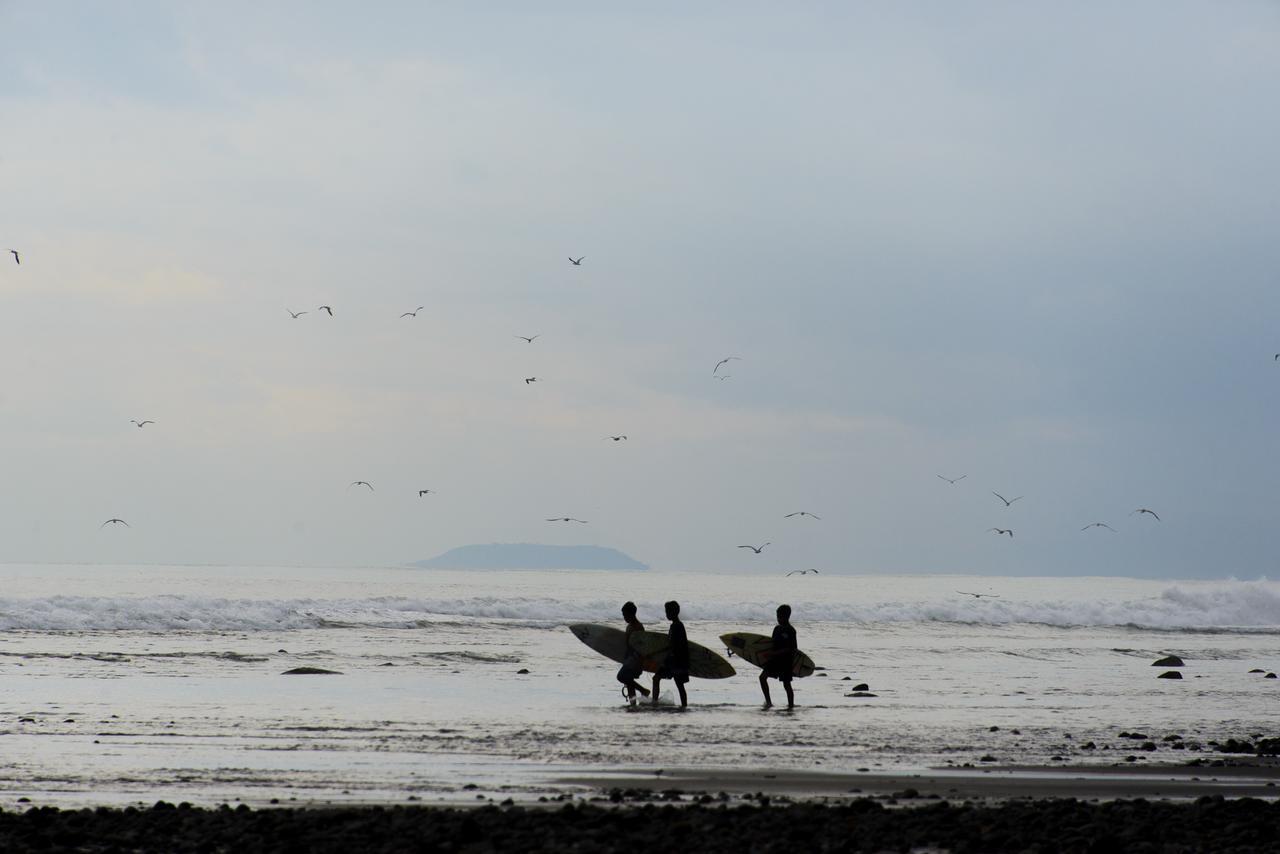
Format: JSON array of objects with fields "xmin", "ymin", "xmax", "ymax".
[{"xmin": 0, "ymin": 247, "xmax": 1189, "ymax": 582}]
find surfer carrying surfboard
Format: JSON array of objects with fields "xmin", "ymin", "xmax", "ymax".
[
  {"xmin": 760, "ymin": 604, "xmax": 797, "ymax": 709},
  {"xmin": 617, "ymin": 601, "xmax": 651, "ymax": 703},
  {"xmin": 652, "ymin": 600, "xmax": 690, "ymax": 707}
]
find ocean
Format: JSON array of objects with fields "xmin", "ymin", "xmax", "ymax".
[{"xmin": 0, "ymin": 565, "xmax": 1276, "ymax": 808}]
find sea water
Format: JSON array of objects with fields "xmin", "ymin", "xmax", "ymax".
[{"xmin": 0, "ymin": 564, "xmax": 1276, "ymax": 807}]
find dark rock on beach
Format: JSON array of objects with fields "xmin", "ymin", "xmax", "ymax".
[
  {"xmin": 1157, "ymin": 670, "xmax": 1183, "ymax": 679},
  {"xmin": 1152, "ymin": 655, "xmax": 1184, "ymax": 667},
  {"xmin": 281, "ymin": 667, "xmax": 342, "ymax": 675}
]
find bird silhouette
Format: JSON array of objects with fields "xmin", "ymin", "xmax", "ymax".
[
  {"xmin": 524, "ymin": 377, "xmax": 538, "ymax": 384},
  {"xmin": 605, "ymin": 435, "xmax": 627, "ymax": 442},
  {"xmin": 1081, "ymin": 522, "xmax": 1117, "ymax": 532},
  {"xmin": 418, "ymin": 490, "xmax": 434, "ymax": 497},
  {"xmin": 1131, "ymin": 508, "xmax": 1161, "ymax": 521},
  {"xmin": 9, "ymin": 249, "xmax": 20, "ymax": 265},
  {"xmin": 738, "ymin": 543, "xmax": 771, "ymax": 554},
  {"xmin": 987, "ymin": 528, "xmax": 1013, "ymax": 537},
  {"xmin": 401, "ymin": 306, "xmax": 425, "ymax": 318},
  {"xmin": 288, "ymin": 310, "xmax": 308, "ymax": 319},
  {"xmin": 569, "ymin": 256, "xmax": 585, "ymax": 266},
  {"xmin": 130, "ymin": 420, "xmax": 155, "ymax": 428},
  {"xmin": 784, "ymin": 511, "xmax": 820, "ymax": 519},
  {"xmin": 957, "ymin": 591, "xmax": 1000, "ymax": 599},
  {"xmin": 937, "ymin": 475, "xmax": 967, "ymax": 484},
  {"xmin": 516, "ymin": 335, "xmax": 539, "ymax": 343},
  {"xmin": 713, "ymin": 357, "xmax": 741, "ymax": 375},
  {"xmin": 350, "ymin": 481, "xmax": 374, "ymax": 491},
  {"xmin": 101, "ymin": 518, "xmax": 130, "ymax": 528},
  {"xmin": 992, "ymin": 492, "xmax": 1023, "ymax": 507},
  {"xmin": 715, "ymin": 375, "xmax": 731, "ymax": 381},
  {"xmin": 546, "ymin": 517, "xmax": 588, "ymax": 523},
  {"xmin": 318, "ymin": 305, "xmax": 334, "ymax": 316},
  {"xmin": 786, "ymin": 569, "xmax": 820, "ymax": 576}
]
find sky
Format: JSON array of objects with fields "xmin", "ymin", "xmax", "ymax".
[{"xmin": 0, "ymin": 2, "xmax": 1277, "ymax": 577}]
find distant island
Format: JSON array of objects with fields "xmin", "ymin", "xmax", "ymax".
[{"xmin": 411, "ymin": 543, "xmax": 649, "ymax": 571}]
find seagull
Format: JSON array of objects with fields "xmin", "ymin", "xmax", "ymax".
[
  {"xmin": 546, "ymin": 517, "xmax": 588, "ymax": 523},
  {"xmin": 937, "ymin": 475, "xmax": 967, "ymax": 485},
  {"xmin": 715, "ymin": 375, "xmax": 731, "ymax": 381},
  {"xmin": 957, "ymin": 591, "xmax": 1000, "ymax": 599},
  {"xmin": 1081, "ymin": 522, "xmax": 1117, "ymax": 532},
  {"xmin": 401, "ymin": 306, "xmax": 425, "ymax": 318},
  {"xmin": 784, "ymin": 511, "xmax": 821, "ymax": 519},
  {"xmin": 9, "ymin": 250, "xmax": 20, "ymax": 265},
  {"xmin": 713, "ymin": 356, "xmax": 741, "ymax": 375},
  {"xmin": 738, "ymin": 543, "xmax": 771, "ymax": 554},
  {"xmin": 786, "ymin": 569, "xmax": 820, "ymax": 576},
  {"xmin": 569, "ymin": 256, "xmax": 585, "ymax": 266},
  {"xmin": 992, "ymin": 492, "xmax": 1023, "ymax": 507},
  {"xmin": 524, "ymin": 377, "xmax": 538, "ymax": 384},
  {"xmin": 317, "ymin": 305, "xmax": 334, "ymax": 316},
  {"xmin": 288, "ymin": 310, "xmax": 308, "ymax": 319},
  {"xmin": 350, "ymin": 481, "xmax": 374, "ymax": 491},
  {"xmin": 605, "ymin": 435, "xmax": 627, "ymax": 442},
  {"xmin": 987, "ymin": 528, "xmax": 1013, "ymax": 537},
  {"xmin": 130, "ymin": 420, "xmax": 155, "ymax": 428},
  {"xmin": 1131, "ymin": 508, "xmax": 1161, "ymax": 521},
  {"xmin": 100, "ymin": 518, "xmax": 130, "ymax": 528},
  {"xmin": 417, "ymin": 490, "xmax": 434, "ymax": 497},
  {"xmin": 516, "ymin": 335, "xmax": 539, "ymax": 343}
]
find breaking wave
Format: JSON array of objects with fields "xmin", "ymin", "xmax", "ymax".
[{"xmin": 0, "ymin": 582, "xmax": 1277, "ymax": 633}]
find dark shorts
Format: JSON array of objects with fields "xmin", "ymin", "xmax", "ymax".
[
  {"xmin": 617, "ymin": 659, "xmax": 642, "ymax": 682},
  {"xmin": 656, "ymin": 662, "xmax": 689, "ymax": 684},
  {"xmin": 763, "ymin": 658, "xmax": 793, "ymax": 682}
]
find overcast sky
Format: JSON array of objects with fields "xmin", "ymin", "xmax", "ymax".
[{"xmin": 1, "ymin": 3, "xmax": 1277, "ymax": 577}]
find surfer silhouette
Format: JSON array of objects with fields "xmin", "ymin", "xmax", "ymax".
[
  {"xmin": 760, "ymin": 604, "xmax": 796, "ymax": 708},
  {"xmin": 617, "ymin": 601, "xmax": 650, "ymax": 703},
  {"xmin": 652, "ymin": 600, "xmax": 689, "ymax": 707}
]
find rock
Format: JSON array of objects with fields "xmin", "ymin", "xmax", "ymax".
[
  {"xmin": 989, "ymin": 726, "xmax": 1000, "ymax": 732},
  {"xmin": 1266, "ymin": 673, "xmax": 1277, "ymax": 679},
  {"xmin": 378, "ymin": 662, "xmax": 396, "ymax": 667},
  {"xmin": 1152, "ymin": 655, "xmax": 1184, "ymax": 667},
  {"xmin": 841, "ymin": 676, "xmax": 851, "ymax": 681},
  {"xmin": 281, "ymin": 667, "xmax": 341, "ymax": 675},
  {"xmin": 845, "ymin": 691, "xmax": 878, "ymax": 698},
  {"xmin": 851, "ymin": 683, "xmax": 869, "ymax": 691},
  {"xmin": 516, "ymin": 668, "xmax": 530, "ymax": 675},
  {"xmin": 1157, "ymin": 671, "xmax": 1183, "ymax": 679},
  {"xmin": 1249, "ymin": 668, "xmax": 1265, "ymax": 673},
  {"xmin": 979, "ymin": 755, "xmax": 997, "ymax": 763}
]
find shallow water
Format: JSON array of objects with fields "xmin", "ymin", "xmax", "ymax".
[{"xmin": 0, "ymin": 565, "xmax": 1276, "ymax": 807}]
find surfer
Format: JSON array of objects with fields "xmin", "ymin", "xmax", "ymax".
[
  {"xmin": 617, "ymin": 601, "xmax": 650, "ymax": 703},
  {"xmin": 652, "ymin": 600, "xmax": 689, "ymax": 707},
  {"xmin": 760, "ymin": 604, "xmax": 797, "ymax": 709}
]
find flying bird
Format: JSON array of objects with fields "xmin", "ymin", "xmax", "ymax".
[
  {"xmin": 9, "ymin": 249, "xmax": 20, "ymax": 265},
  {"xmin": 992, "ymin": 492, "xmax": 1023, "ymax": 507},
  {"xmin": 317, "ymin": 305, "xmax": 334, "ymax": 316},
  {"xmin": 568, "ymin": 256, "xmax": 585, "ymax": 266},
  {"xmin": 957, "ymin": 591, "xmax": 1000, "ymax": 599},
  {"xmin": 401, "ymin": 306, "xmax": 425, "ymax": 318},
  {"xmin": 786, "ymin": 569, "xmax": 820, "ymax": 576},
  {"xmin": 1081, "ymin": 522, "xmax": 1117, "ymax": 532},
  {"xmin": 713, "ymin": 356, "xmax": 741, "ymax": 375},
  {"xmin": 737, "ymin": 543, "xmax": 771, "ymax": 554},
  {"xmin": 937, "ymin": 475, "xmax": 967, "ymax": 484},
  {"xmin": 101, "ymin": 518, "xmax": 130, "ymax": 528},
  {"xmin": 130, "ymin": 420, "xmax": 155, "ymax": 428},
  {"xmin": 524, "ymin": 377, "xmax": 538, "ymax": 384},
  {"xmin": 546, "ymin": 517, "xmax": 588, "ymax": 523},
  {"xmin": 715, "ymin": 375, "xmax": 731, "ymax": 381},
  {"xmin": 417, "ymin": 490, "xmax": 434, "ymax": 497},
  {"xmin": 288, "ymin": 310, "xmax": 308, "ymax": 319},
  {"xmin": 987, "ymin": 528, "xmax": 1013, "ymax": 537},
  {"xmin": 350, "ymin": 481, "xmax": 374, "ymax": 491},
  {"xmin": 516, "ymin": 335, "xmax": 539, "ymax": 343},
  {"xmin": 784, "ymin": 511, "xmax": 821, "ymax": 519},
  {"xmin": 605, "ymin": 435, "xmax": 627, "ymax": 442},
  {"xmin": 1131, "ymin": 508, "xmax": 1161, "ymax": 521}
]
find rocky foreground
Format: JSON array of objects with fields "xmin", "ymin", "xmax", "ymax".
[{"xmin": 2, "ymin": 796, "xmax": 1279, "ymax": 853}]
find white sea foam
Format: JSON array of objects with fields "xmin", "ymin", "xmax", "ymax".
[{"xmin": 0, "ymin": 580, "xmax": 1277, "ymax": 632}]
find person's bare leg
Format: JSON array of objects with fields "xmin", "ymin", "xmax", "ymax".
[
  {"xmin": 651, "ymin": 675, "xmax": 661, "ymax": 703},
  {"xmin": 783, "ymin": 681, "xmax": 794, "ymax": 709},
  {"xmin": 676, "ymin": 682, "xmax": 687, "ymax": 708},
  {"xmin": 759, "ymin": 672, "xmax": 772, "ymax": 707}
]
